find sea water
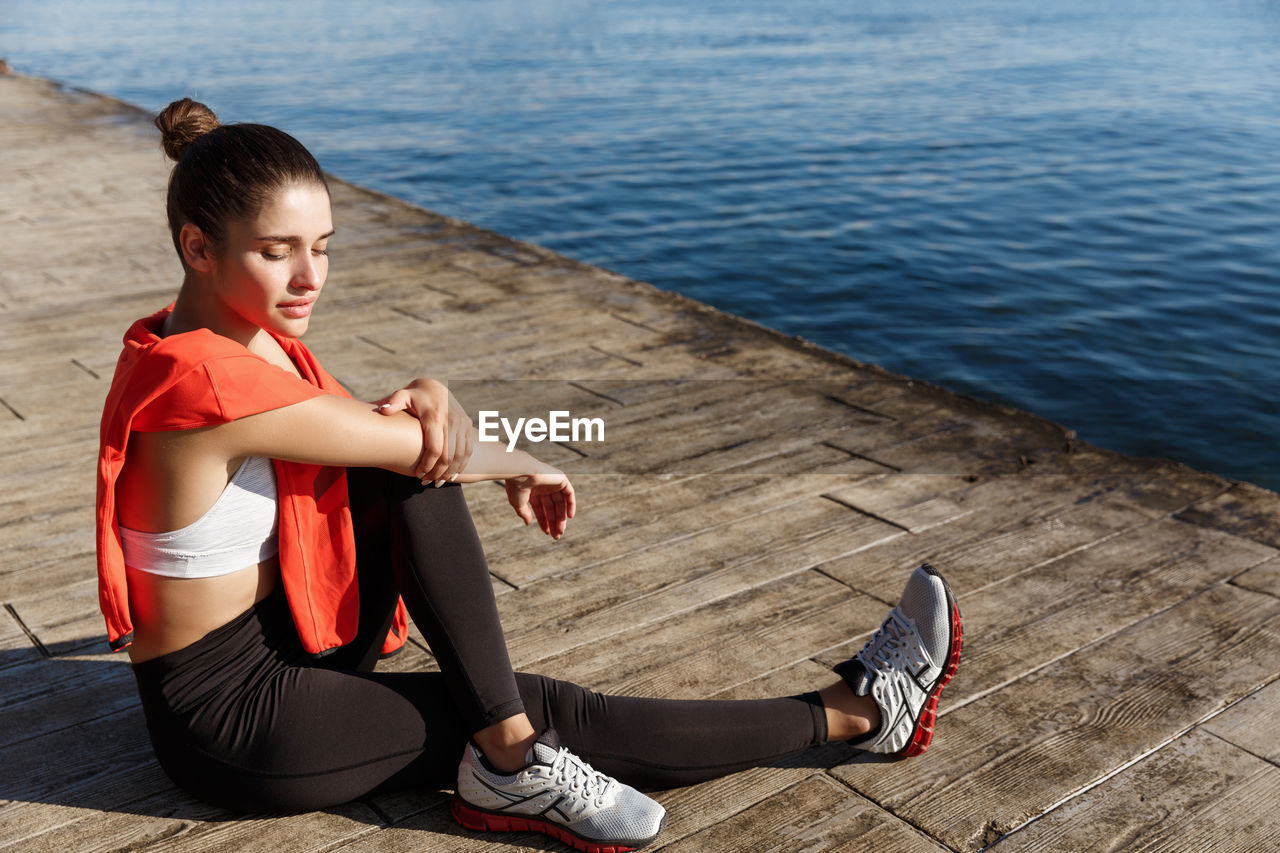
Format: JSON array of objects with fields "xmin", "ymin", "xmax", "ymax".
[{"xmin": 3, "ymin": 0, "xmax": 1277, "ymax": 488}]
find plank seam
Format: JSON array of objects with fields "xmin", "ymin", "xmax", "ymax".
[
  {"xmin": 3, "ymin": 603, "xmax": 49, "ymax": 658},
  {"xmin": 1200, "ymin": 727, "xmax": 1280, "ymax": 772},
  {"xmin": 532, "ymin": 490, "xmax": 829, "ymax": 583},
  {"xmin": 819, "ymin": 493, "xmax": 912, "ymax": 532},
  {"xmin": 511, "ymin": 526, "xmax": 901, "ymax": 670},
  {"xmin": 955, "ymin": 512, "xmax": 1163, "ymax": 604},
  {"xmin": 553, "ymin": 439, "xmax": 589, "ymax": 458},
  {"xmin": 0, "ymin": 397, "xmax": 25, "ymax": 421},
  {"xmin": 608, "ymin": 311, "xmax": 661, "ymax": 333},
  {"xmin": 388, "ymin": 305, "xmax": 433, "ymax": 325},
  {"xmin": 943, "ymin": 572, "xmax": 1236, "ymax": 717},
  {"xmin": 820, "ymin": 440, "xmax": 902, "ymax": 472},
  {"xmin": 1227, "ymin": 577, "xmax": 1280, "ymax": 601},
  {"xmin": 588, "ymin": 344, "xmax": 644, "ymax": 367},
  {"xmin": 69, "ymin": 357, "xmax": 100, "ymax": 379},
  {"xmin": 976, "ymin": 669, "xmax": 1280, "ymax": 851},
  {"xmin": 358, "ymin": 797, "xmax": 394, "ymax": 827},
  {"xmin": 825, "ymin": 394, "xmax": 895, "ymax": 421},
  {"xmin": 354, "ymin": 334, "xmax": 396, "ymax": 355},
  {"xmin": 567, "ymin": 381, "xmax": 625, "ymax": 406},
  {"xmin": 810, "ymin": 564, "xmax": 897, "ymax": 607},
  {"xmin": 821, "ymin": 769, "xmax": 962, "ymax": 853}
]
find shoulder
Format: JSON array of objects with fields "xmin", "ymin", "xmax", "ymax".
[{"xmin": 121, "ymin": 331, "xmax": 331, "ymax": 431}]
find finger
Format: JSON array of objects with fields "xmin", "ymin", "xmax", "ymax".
[
  {"xmin": 418, "ymin": 423, "xmax": 448, "ymax": 484},
  {"xmin": 532, "ymin": 498, "xmax": 549, "ymax": 536},
  {"xmin": 551, "ymin": 490, "xmax": 568, "ymax": 538},
  {"xmin": 445, "ymin": 420, "xmax": 466, "ymax": 482},
  {"xmin": 460, "ymin": 417, "xmax": 476, "ymax": 470},
  {"xmin": 375, "ymin": 389, "xmax": 411, "ymax": 415},
  {"xmin": 460, "ymin": 422, "xmax": 476, "ymax": 474},
  {"xmin": 541, "ymin": 493, "xmax": 563, "ymax": 539},
  {"xmin": 511, "ymin": 494, "xmax": 532, "ymax": 525},
  {"xmin": 563, "ymin": 481, "xmax": 576, "ymax": 519}
]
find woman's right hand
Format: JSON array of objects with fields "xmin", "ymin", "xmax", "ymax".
[{"xmin": 504, "ymin": 465, "xmax": 576, "ymax": 540}]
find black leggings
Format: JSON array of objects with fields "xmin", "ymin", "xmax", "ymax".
[{"xmin": 131, "ymin": 469, "xmax": 827, "ymax": 813}]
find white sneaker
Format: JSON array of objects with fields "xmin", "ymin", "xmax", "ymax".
[
  {"xmin": 835, "ymin": 563, "xmax": 963, "ymax": 756},
  {"xmin": 452, "ymin": 728, "xmax": 667, "ymax": 852}
]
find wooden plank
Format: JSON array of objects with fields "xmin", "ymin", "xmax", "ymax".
[
  {"xmin": 1177, "ymin": 481, "xmax": 1280, "ymax": 549},
  {"xmin": 658, "ymin": 775, "xmax": 948, "ymax": 853},
  {"xmin": 1201, "ymin": 679, "xmax": 1280, "ymax": 763},
  {"xmin": 7, "ymin": 70, "xmax": 1280, "ymax": 853},
  {"xmin": 855, "ymin": 517, "xmax": 1273, "ymax": 705},
  {"xmin": 540, "ymin": 384, "xmax": 883, "ymax": 477},
  {"xmin": 0, "ymin": 503, "xmax": 95, "ymax": 569},
  {"xmin": 1232, "ymin": 554, "xmax": 1280, "ymax": 599},
  {"xmin": 0, "ymin": 606, "xmax": 41, "ymax": 671},
  {"xmin": 829, "ymin": 584, "xmax": 1280, "ymax": 851},
  {"xmin": 531, "ymin": 571, "xmax": 886, "ymax": 699},
  {"xmin": 0, "ymin": 421, "xmax": 99, "ymax": 463},
  {"xmin": 502, "ymin": 498, "xmax": 899, "ymax": 671},
  {"xmin": 0, "ymin": 709, "xmax": 167, "ymax": 844},
  {"xmin": 332, "ymin": 747, "xmax": 867, "ymax": 853},
  {"xmin": 816, "ymin": 461, "xmax": 1228, "ymax": 606},
  {"xmin": 710, "ymin": 658, "xmax": 839, "ymax": 701},
  {"xmin": 824, "ymin": 473, "xmax": 976, "ymax": 533},
  {"xmin": 1, "ymin": 548, "xmax": 97, "ymax": 604},
  {"xmin": 319, "ymin": 801, "xmax": 499, "ymax": 853},
  {"xmin": 997, "ymin": 730, "xmax": 1280, "ymax": 853},
  {"xmin": 0, "ymin": 654, "xmax": 138, "ymax": 750},
  {"xmin": 13, "ymin": 791, "xmax": 382, "ymax": 853},
  {"xmin": 475, "ymin": 454, "xmax": 877, "ymax": 587},
  {"xmin": 5, "ymin": 578, "xmax": 106, "ymax": 655}
]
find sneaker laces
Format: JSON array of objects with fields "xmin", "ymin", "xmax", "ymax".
[
  {"xmin": 857, "ymin": 608, "xmax": 927, "ymax": 675},
  {"xmin": 548, "ymin": 747, "xmax": 615, "ymax": 813}
]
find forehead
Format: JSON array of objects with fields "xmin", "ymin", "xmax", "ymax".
[{"xmin": 246, "ymin": 183, "xmax": 333, "ymax": 236}]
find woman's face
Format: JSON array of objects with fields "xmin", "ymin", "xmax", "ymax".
[{"xmin": 209, "ymin": 182, "xmax": 334, "ymax": 339}]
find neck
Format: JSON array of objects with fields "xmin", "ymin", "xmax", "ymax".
[{"xmin": 165, "ymin": 277, "xmax": 270, "ymax": 351}]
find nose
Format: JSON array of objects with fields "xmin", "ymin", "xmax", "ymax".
[{"xmin": 293, "ymin": 252, "xmax": 325, "ymax": 291}]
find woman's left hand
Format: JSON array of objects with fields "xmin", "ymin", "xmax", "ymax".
[
  {"xmin": 504, "ymin": 466, "xmax": 576, "ymax": 540},
  {"xmin": 373, "ymin": 378, "xmax": 475, "ymax": 485}
]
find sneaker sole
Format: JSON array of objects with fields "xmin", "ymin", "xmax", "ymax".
[
  {"xmin": 901, "ymin": 564, "xmax": 963, "ymax": 758},
  {"xmin": 451, "ymin": 796, "xmax": 665, "ymax": 853}
]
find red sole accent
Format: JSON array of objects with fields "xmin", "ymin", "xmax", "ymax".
[
  {"xmin": 902, "ymin": 600, "xmax": 963, "ymax": 758},
  {"xmin": 451, "ymin": 797, "xmax": 639, "ymax": 853}
]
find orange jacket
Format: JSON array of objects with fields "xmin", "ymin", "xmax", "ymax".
[{"xmin": 96, "ymin": 304, "xmax": 408, "ymax": 656}]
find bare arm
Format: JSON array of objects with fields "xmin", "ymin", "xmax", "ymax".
[
  {"xmin": 213, "ymin": 394, "xmax": 577, "ymax": 537},
  {"xmin": 205, "ymin": 394, "xmax": 429, "ymax": 476},
  {"xmin": 206, "ymin": 393, "xmax": 554, "ymax": 485}
]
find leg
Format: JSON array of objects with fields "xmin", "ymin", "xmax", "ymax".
[
  {"xmin": 342, "ymin": 467, "xmax": 534, "ymax": 767},
  {"xmin": 133, "ymin": 588, "xmax": 473, "ymax": 812},
  {"xmin": 513, "ymin": 673, "xmax": 829, "ymax": 789},
  {"xmin": 343, "ymin": 467, "xmax": 880, "ymax": 772}
]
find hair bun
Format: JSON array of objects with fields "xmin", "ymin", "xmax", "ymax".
[{"xmin": 154, "ymin": 98, "xmax": 220, "ymax": 161}]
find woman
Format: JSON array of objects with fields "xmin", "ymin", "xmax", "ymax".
[{"xmin": 94, "ymin": 97, "xmax": 963, "ymax": 853}]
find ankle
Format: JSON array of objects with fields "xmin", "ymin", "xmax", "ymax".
[
  {"xmin": 819, "ymin": 681, "xmax": 880, "ymax": 742},
  {"xmin": 473, "ymin": 715, "xmax": 538, "ymax": 773}
]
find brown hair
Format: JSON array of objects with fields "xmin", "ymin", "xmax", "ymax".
[{"xmin": 154, "ymin": 98, "xmax": 330, "ymax": 261}]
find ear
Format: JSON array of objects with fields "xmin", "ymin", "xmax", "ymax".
[{"xmin": 179, "ymin": 223, "xmax": 216, "ymax": 272}]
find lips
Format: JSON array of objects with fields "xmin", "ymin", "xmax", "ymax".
[{"xmin": 278, "ymin": 298, "xmax": 316, "ymax": 319}]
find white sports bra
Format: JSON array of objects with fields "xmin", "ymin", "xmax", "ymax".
[{"xmin": 119, "ymin": 456, "xmax": 280, "ymax": 578}]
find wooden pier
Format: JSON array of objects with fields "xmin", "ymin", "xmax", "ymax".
[{"xmin": 2, "ymin": 71, "xmax": 1278, "ymax": 852}]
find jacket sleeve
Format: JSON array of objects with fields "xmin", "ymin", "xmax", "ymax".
[{"xmin": 132, "ymin": 353, "xmax": 334, "ymax": 431}]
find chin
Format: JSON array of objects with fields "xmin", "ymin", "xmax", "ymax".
[{"xmin": 269, "ymin": 318, "xmax": 310, "ymax": 339}]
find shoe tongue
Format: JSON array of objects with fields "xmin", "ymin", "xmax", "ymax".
[
  {"xmin": 528, "ymin": 728, "xmax": 563, "ymax": 765},
  {"xmin": 834, "ymin": 657, "xmax": 874, "ymax": 696}
]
